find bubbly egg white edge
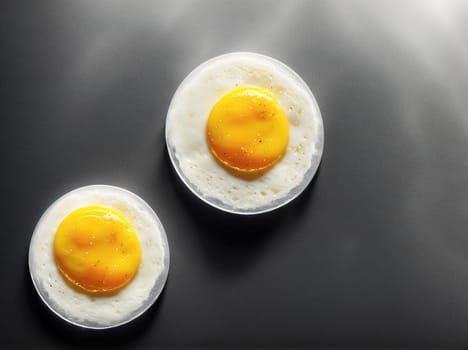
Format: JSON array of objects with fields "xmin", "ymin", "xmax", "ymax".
[
  {"xmin": 166, "ymin": 52, "xmax": 324, "ymax": 213},
  {"xmin": 28, "ymin": 185, "xmax": 169, "ymax": 328}
]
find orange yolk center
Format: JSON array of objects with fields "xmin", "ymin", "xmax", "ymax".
[
  {"xmin": 206, "ymin": 87, "xmax": 289, "ymax": 178},
  {"xmin": 53, "ymin": 206, "xmax": 141, "ymax": 295}
]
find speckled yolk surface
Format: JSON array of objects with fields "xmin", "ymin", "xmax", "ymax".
[
  {"xmin": 206, "ymin": 87, "xmax": 289, "ymax": 178},
  {"xmin": 53, "ymin": 206, "xmax": 141, "ymax": 295}
]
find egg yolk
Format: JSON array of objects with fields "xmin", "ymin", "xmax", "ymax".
[
  {"xmin": 53, "ymin": 206, "xmax": 141, "ymax": 295},
  {"xmin": 206, "ymin": 87, "xmax": 289, "ymax": 178}
]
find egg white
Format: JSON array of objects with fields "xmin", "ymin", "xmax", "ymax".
[
  {"xmin": 29, "ymin": 185, "xmax": 168, "ymax": 328},
  {"xmin": 166, "ymin": 52, "xmax": 324, "ymax": 212}
]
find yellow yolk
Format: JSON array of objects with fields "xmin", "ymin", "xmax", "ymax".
[
  {"xmin": 53, "ymin": 206, "xmax": 141, "ymax": 295},
  {"xmin": 206, "ymin": 87, "xmax": 289, "ymax": 178}
]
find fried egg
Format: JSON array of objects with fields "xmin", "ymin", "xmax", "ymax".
[
  {"xmin": 28, "ymin": 185, "xmax": 169, "ymax": 328},
  {"xmin": 166, "ymin": 52, "xmax": 324, "ymax": 213}
]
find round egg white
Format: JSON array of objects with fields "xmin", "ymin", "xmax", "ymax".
[
  {"xmin": 166, "ymin": 52, "xmax": 324, "ymax": 213},
  {"xmin": 28, "ymin": 185, "xmax": 169, "ymax": 328}
]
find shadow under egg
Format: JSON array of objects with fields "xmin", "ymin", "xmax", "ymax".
[
  {"xmin": 24, "ymin": 254, "xmax": 166, "ymax": 348},
  {"xmin": 161, "ymin": 146, "xmax": 321, "ymax": 275}
]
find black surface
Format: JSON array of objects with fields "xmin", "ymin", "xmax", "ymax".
[{"xmin": 1, "ymin": 1, "xmax": 468, "ymax": 348}]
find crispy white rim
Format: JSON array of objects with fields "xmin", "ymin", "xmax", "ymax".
[
  {"xmin": 28, "ymin": 185, "xmax": 170, "ymax": 329},
  {"xmin": 165, "ymin": 52, "xmax": 324, "ymax": 215}
]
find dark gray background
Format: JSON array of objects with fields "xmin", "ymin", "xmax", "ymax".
[{"xmin": 1, "ymin": 0, "xmax": 468, "ymax": 348}]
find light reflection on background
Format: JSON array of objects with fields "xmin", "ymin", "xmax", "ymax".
[
  {"xmin": 20, "ymin": 0, "xmax": 467, "ymax": 344},
  {"xmin": 70, "ymin": 0, "xmax": 467, "ymax": 124},
  {"xmin": 66, "ymin": 0, "xmax": 468, "ymax": 235}
]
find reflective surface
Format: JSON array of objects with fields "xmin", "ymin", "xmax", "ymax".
[{"xmin": 1, "ymin": 0, "xmax": 468, "ymax": 347}]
